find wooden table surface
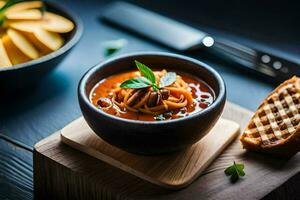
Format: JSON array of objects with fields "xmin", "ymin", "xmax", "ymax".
[
  {"xmin": 33, "ymin": 102, "xmax": 300, "ymax": 200},
  {"xmin": 1, "ymin": 0, "xmax": 300, "ymax": 199}
]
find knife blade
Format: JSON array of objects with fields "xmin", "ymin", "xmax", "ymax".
[{"xmin": 102, "ymin": 2, "xmax": 300, "ymax": 82}]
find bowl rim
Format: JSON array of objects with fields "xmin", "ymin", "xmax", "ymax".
[
  {"xmin": 79, "ymin": 52, "xmax": 226, "ymax": 125},
  {"xmin": 0, "ymin": 1, "xmax": 83, "ymax": 72}
]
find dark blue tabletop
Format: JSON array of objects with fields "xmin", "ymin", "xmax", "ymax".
[{"xmin": 1, "ymin": 0, "xmax": 299, "ymax": 199}]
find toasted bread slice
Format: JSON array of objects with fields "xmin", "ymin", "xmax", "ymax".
[{"xmin": 240, "ymin": 76, "xmax": 300, "ymax": 157}]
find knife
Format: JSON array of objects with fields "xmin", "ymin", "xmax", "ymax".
[{"xmin": 102, "ymin": 1, "xmax": 300, "ymax": 82}]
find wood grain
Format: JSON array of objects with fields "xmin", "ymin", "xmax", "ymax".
[
  {"xmin": 60, "ymin": 118, "xmax": 240, "ymax": 189},
  {"xmin": 0, "ymin": 138, "xmax": 33, "ymax": 200},
  {"xmin": 34, "ymin": 102, "xmax": 300, "ymax": 200}
]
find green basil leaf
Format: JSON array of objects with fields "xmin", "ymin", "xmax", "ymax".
[
  {"xmin": 224, "ymin": 161, "xmax": 246, "ymax": 183},
  {"xmin": 237, "ymin": 169, "xmax": 245, "ymax": 177},
  {"xmin": 230, "ymin": 172, "xmax": 239, "ymax": 183},
  {"xmin": 224, "ymin": 166, "xmax": 235, "ymax": 176},
  {"xmin": 236, "ymin": 163, "xmax": 244, "ymax": 170},
  {"xmin": 159, "ymin": 72, "xmax": 176, "ymax": 88},
  {"xmin": 135, "ymin": 60, "xmax": 156, "ymax": 84},
  {"xmin": 234, "ymin": 162, "xmax": 245, "ymax": 176},
  {"xmin": 120, "ymin": 77, "xmax": 151, "ymax": 89},
  {"xmin": 152, "ymin": 84, "xmax": 159, "ymax": 91}
]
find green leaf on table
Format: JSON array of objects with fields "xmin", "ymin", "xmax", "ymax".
[
  {"xmin": 120, "ymin": 77, "xmax": 152, "ymax": 89},
  {"xmin": 224, "ymin": 161, "xmax": 245, "ymax": 183},
  {"xmin": 159, "ymin": 72, "xmax": 176, "ymax": 88},
  {"xmin": 103, "ymin": 39, "xmax": 127, "ymax": 56}
]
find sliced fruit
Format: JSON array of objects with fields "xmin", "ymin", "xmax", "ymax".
[
  {"xmin": 0, "ymin": 1, "xmax": 73, "ymax": 67},
  {"xmin": 2, "ymin": 34, "xmax": 31, "ymax": 65},
  {"xmin": 0, "ymin": 38, "xmax": 12, "ymax": 67},
  {"xmin": 6, "ymin": 9, "xmax": 43, "ymax": 20},
  {"xmin": 0, "ymin": 1, "xmax": 5, "ymax": 8},
  {"xmin": 6, "ymin": 28, "xmax": 39, "ymax": 59},
  {"xmin": 41, "ymin": 12, "xmax": 74, "ymax": 33},
  {"xmin": 9, "ymin": 22, "xmax": 64, "ymax": 53},
  {"xmin": 33, "ymin": 28, "xmax": 64, "ymax": 51},
  {"xmin": 0, "ymin": 27, "xmax": 5, "ymax": 36},
  {"xmin": 8, "ymin": 21, "xmax": 41, "ymax": 32},
  {"xmin": 5, "ymin": 1, "xmax": 43, "ymax": 15}
]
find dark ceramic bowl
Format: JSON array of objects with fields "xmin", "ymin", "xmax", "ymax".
[
  {"xmin": 78, "ymin": 52, "xmax": 226, "ymax": 155},
  {"xmin": 0, "ymin": 1, "xmax": 83, "ymax": 92}
]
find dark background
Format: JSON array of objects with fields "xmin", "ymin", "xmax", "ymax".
[{"xmin": 1, "ymin": 0, "xmax": 300, "ymax": 199}]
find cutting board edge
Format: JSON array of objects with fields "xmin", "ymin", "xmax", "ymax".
[
  {"xmin": 174, "ymin": 119, "xmax": 240, "ymax": 188},
  {"xmin": 60, "ymin": 117, "xmax": 240, "ymax": 189},
  {"xmin": 60, "ymin": 132, "xmax": 179, "ymax": 189}
]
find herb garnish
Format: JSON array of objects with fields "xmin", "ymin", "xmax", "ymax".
[
  {"xmin": 103, "ymin": 39, "xmax": 127, "ymax": 56},
  {"xmin": 154, "ymin": 112, "xmax": 172, "ymax": 121},
  {"xmin": 224, "ymin": 161, "xmax": 245, "ymax": 183},
  {"xmin": 159, "ymin": 72, "xmax": 176, "ymax": 88},
  {"xmin": 120, "ymin": 77, "xmax": 152, "ymax": 89},
  {"xmin": 120, "ymin": 60, "xmax": 177, "ymax": 91},
  {"xmin": 154, "ymin": 114, "xmax": 165, "ymax": 121}
]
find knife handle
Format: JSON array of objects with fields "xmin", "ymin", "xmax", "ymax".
[
  {"xmin": 102, "ymin": 2, "xmax": 300, "ymax": 82},
  {"xmin": 206, "ymin": 38, "xmax": 300, "ymax": 81}
]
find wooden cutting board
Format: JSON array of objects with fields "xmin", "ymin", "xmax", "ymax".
[
  {"xmin": 60, "ymin": 117, "xmax": 240, "ymax": 189},
  {"xmin": 34, "ymin": 102, "xmax": 300, "ymax": 200}
]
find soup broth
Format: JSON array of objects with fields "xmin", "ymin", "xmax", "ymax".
[{"xmin": 90, "ymin": 70, "xmax": 215, "ymax": 121}]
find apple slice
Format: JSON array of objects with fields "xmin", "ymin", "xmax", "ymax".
[
  {"xmin": 5, "ymin": 1, "xmax": 43, "ymax": 15},
  {"xmin": 9, "ymin": 22, "xmax": 64, "ymax": 53},
  {"xmin": 0, "ymin": 27, "xmax": 5, "ymax": 36},
  {"xmin": 41, "ymin": 12, "xmax": 74, "ymax": 33},
  {"xmin": 6, "ymin": 28, "xmax": 39, "ymax": 60},
  {"xmin": 33, "ymin": 28, "xmax": 64, "ymax": 51},
  {"xmin": 0, "ymin": 1, "xmax": 5, "ymax": 8},
  {"xmin": 2, "ymin": 34, "xmax": 31, "ymax": 65},
  {"xmin": 0, "ymin": 39, "xmax": 12, "ymax": 67},
  {"xmin": 6, "ymin": 9, "xmax": 43, "ymax": 20},
  {"xmin": 8, "ymin": 21, "xmax": 41, "ymax": 32}
]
